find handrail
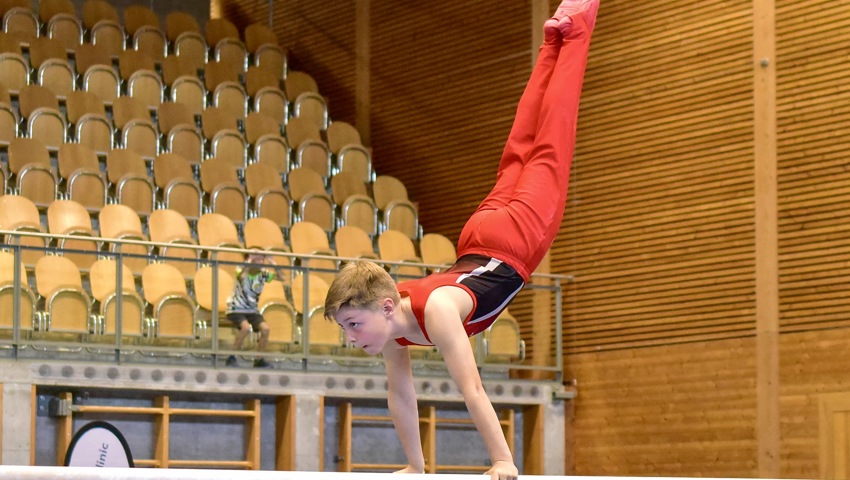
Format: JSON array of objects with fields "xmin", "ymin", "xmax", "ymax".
[{"xmin": 0, "ymin": 228, "xmax": 567, "ymax": 378}]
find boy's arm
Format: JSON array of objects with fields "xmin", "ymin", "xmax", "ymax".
[
  {"xmin": 381, "ymin": 343, "xmax": 426, "ymax": 473},
  {"xmin": 424, "ymin": 293, "xmax": 518, "ymax": 480}
]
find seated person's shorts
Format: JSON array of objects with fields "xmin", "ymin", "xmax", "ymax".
[{"xmin": 227, "ymin": 313, "xmax": 265, "ymax": 331}]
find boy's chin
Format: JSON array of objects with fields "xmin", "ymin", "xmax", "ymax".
[{"xmin": 362, "ymin": 344, "xmax": 382, "ymax": 356}]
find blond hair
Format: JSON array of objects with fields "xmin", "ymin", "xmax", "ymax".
[{"xmin": 324, "ymin": 260, "xmax": 400, "ymax": 320}]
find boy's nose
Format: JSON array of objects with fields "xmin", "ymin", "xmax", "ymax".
[{"xmin": 345, "ymin": 332, "xmax": 356, "ymax": 343}]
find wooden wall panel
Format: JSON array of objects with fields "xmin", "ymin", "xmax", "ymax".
[
  {"xmin": 565, "ymin": 338, "xmax": 758, "ymax": 477},
  {"xmin": 779, "ymin": 329, "xmax": 850, "ymax": 479},
  {"xmin": 775, "ymin": 1, "xmax": 850, "ymax": 332},
  {"xmin": 369, "ymin": 1, "xmax": 532, "ymax": 242},
  {"xmin": 557, "ymin": 0, "xmax": 757, "ymax": 352}
]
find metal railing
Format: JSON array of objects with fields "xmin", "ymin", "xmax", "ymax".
[{"xmin": 0, "ymin": 229, "xmax": 572, "ymax": 379}]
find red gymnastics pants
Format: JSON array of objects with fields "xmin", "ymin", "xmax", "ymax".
[{"xmin": 456, "ymin": 12, "xmax": 595, "ymax": 282}]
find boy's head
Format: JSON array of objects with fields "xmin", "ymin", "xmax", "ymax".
[
  {"xmin": 245, "ymin": 250, "xmax": 270, "ymax": 273},
  {"xmin": 324, "ymin": 260, "xmax": 400, "ymax": 321}
]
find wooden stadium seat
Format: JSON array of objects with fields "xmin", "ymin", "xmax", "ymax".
[
  {"xmin": 165, "ymin": 11, "xmax": 200, "ymax": 44},
  {"xmin": 286, "ymin": 117, "xmax": 332, "ymax": 180},
  {"xmin": 245, "ymin": 111, "xmax": 290, "ymax": 174},
  {"xmin": 41, "ymin": 0, "xmax": 81, "ymax": 50},
  {"xmin": 0, "ymin": 250, "xmax": 36, "ymax": 335},
  {"xmin": 98, "ymin": 203, "xmax": 151, "ymax": 275},
  {"xmin": 244, "ymin": 22, "xmax": 277, "ymax": 53},
  {"xmin": 0, "ymin": 82, "xmax": 16, "ymax": 145},
  {"xmin": 372, "ymin": 175, "xmax": 408, "ymax": 211},
  {"xmin": 158, "ymin": 101, "xmax": 202, "ymax": 165},
  {"xmin": 0, "ymin": 195, "xmax": 48, "ymax": 268},
  {"xmin": 327, "ymin": 121, "xmax": 374, "ymax": 182},
  {"xmin": 193, "ymin": 265, "xmax": 234, "ymax": 338},
  {"xmin": 210, "ymin": 128, "xmax": 247, "ymax": 170},
  {"xmin": 326, "ymin": 120, "xmax": 361, "ymax": 154},
  {"xmin": 243, "ymin": 217, "xmax": 293, "ymax": 287},
  {"xmin": 283, "ymin": 70, "xmax": 318, "ymax": 101},
  {"xmin": 244, "ymin": 217, "xmax": 287, "ymax": 251},
  {"xmin": 75, "ymin": 43, "xmax": 120, "ymax": 103},
  {"xmin": 148, "ymin": 208, "xmax": 199, "ymax": 278},
  {"xmin": 214, "ymin": 36, "xmax": 248, "ymax": 74},
  {"xmin": 123, "ymin": 4, "xmax": 159, "ymax": 37},
  {"xmin": 18, "ymin": 85, "xmax": 67, "ymax": 150},
  {"xmin": 289, "ymin": 221, "xmax": 338, "ymax": 286},
  {"xmin": 29, "ymin": 36, "xmax": 75, "ymax": 97},
  {"xmin": 141, "ymin": 262, "xmax": 198, "ymax": 341},
  {"xmin": 482, "ymin": 310, "xmax": 526, "ymax": 363},
  {"xmin": 378, "ymin": 229, "xmax": 425, "ymax": 280},
  {"xmin": 246, "ymin": 66, "xmax": 287, "ymax": 123},
  {"xmin": 4, "ymin": 4, "xmax": 38, "ymax": 44},
  {"xmin": 34, "ymin": 255, "xmax": 93, "ymax": 335},
  {"xmin": 290, "ymin": 272, "xmax": 339, "ymax": 353},
  {"xmin": 244, "ymin": 162, "xmax": 292, "ymax": 229},
  {"xmin": 57, "ymin": 143, "xmax": 107, "ymax": 211},
  {"xmin": 331, "ymin": 171, "xmax": 378, "ymax": 237},
  {"xmin": 199, "ymin": 157, "xmax": 248, "ymax": 224},
  {"xmin": 420, "ymin": 233, "xmax": 458, "ymax": 273},
  {"xmin": 334, "ymin": 225, "xmax": 378, "ymax": 261},
  {"xmin": 197, "ymin": 212, "xmax": 244, "ymax": 277},
  {"xmin": 258, "ymin": 280, "xmax": 297, "ymax": 351},
  {"xmin": 66, "ymin": 90, "xmax": 113, "ymax": 154},
  {"xmin": 171, "ymin": 30, "xmax": 207, "ymax": 73},
  {"xmin": 245, "ymin": 23, "xmax": 286, "ymax": 79},
  {"xmin": 164, "ymin": 62, "xmax": 205, "ymax": 115},
  {"xmin": 133, "ymin": 24, "xmax": 166, "ymax": 61},
  {"xmin": 7, "ymin": 137, "xmax": 58, "ymax": 209},
  {"xmin": 213, "ymin": 80, "xmax": 248, "ymax": 121},
  {"xmin": 89, "ymin": 258, "xmax": 145, "ymax": 339},
  {"xmin": 204, "ymin": 17, "xmax": 239, "ymax": 52},
  {"xmin": 46, "ymin": 199, "xmax": 100, "ymax": 271},
  {"xmin": 112, "ymin": 95, "xmax": 158, "ymax": 159},
  {"xmin": 105, "ymin": 148, "xmax": 155, "ymax": 215},
  {"xmin": 152, "ymin": 153, "xmax": 202, "ymax": 219},
  {"xmin": 81, "ymin": 0, "xmax": 118, "ymax": 29},
  {"xmin": 88, "ymin": 15, "xmax": 124, "ymax": 59},
  {"xmin": 384, "ymin": 198, "xmax": 422, "ymax": 241},
  {"xmin": 0, "ymin": 32, "xmax": 29, "ymax": 93},
  {"xmin": 288, "ymin": 167, "xmax": 335, "ymax": 234},
  {"xmin": 200, "ymin": 105, "xmax": 238, "ymax": 144},
  {"xmin": 118, "ymin": 50, "xmax": 162, "ymax": 109}
]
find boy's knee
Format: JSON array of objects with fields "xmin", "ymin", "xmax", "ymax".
[{"xmin": 259, "ymin": 323, "xmax": 270, "ymax": 336}]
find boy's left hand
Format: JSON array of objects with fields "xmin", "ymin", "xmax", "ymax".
[{"xmin": 485, "ymin": 460, "xmax": 518, "ymax": 480}]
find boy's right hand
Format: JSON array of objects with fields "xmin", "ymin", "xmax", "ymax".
[{"xmin": 393, "ymin": 465, "xmax": 424, "ymax": 474}]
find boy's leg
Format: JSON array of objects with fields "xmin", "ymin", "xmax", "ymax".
[
  {"xmin": 256, "ymin": 320, "xmax": 270, "ymax": 352},
  {"xmin": 457, "ymin": 0, "xmax": 598, "ymax": 280},
  {"xmin": 469, "ymin": 28, "xmax": 563, "ymax": 214},
  {"xmin": 232, "ymin": 317, "xmax": 251, "ymax": 350}
]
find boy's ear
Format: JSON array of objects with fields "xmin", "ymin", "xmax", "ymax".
[{"xmin": 382, "ymin": 298, "xmax": 395, "ymax": 316}]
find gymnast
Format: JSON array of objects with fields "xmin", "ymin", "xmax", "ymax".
[{"xmin": 324, "ymin": 1, "xmax": 598, "ymax": 478}]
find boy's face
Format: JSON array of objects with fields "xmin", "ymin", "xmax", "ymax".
[{"xmin": 335, "ymin": 303, "xmax": 392, "ymax": 356}]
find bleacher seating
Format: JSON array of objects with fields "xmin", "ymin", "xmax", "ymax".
[{"xmin": 0, "ymin": 1, "xmax": 526, "ymax": 363}]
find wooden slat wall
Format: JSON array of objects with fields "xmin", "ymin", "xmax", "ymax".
[
  {"xmin": 557, "ymin": 0, "xmax": 757, "ymax": 352},
  {"xmin": 368, "ymin": 1, "xmax": 531, "ymax": 241},
  {"xmin": 775, "ymin": 1, "xmax": 850, "ymax": 332},
  {"xmin": 565, "ymin": 338, "xmax": 758, "ymax": 477}
]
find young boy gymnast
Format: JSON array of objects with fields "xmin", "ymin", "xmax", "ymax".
[{"xmin": 324, "ymin": 1, "xmax": 598, "ymax": 478}]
